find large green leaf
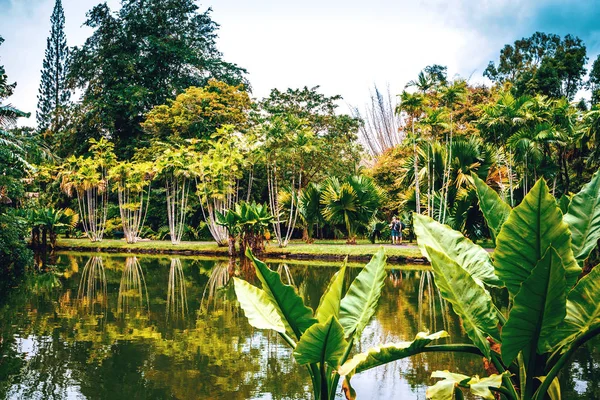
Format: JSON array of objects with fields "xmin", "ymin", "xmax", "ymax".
[
  {"xmin": 315, "ymin": 262, "xmax": 346, "ymax": 324},
  {"xmin": 564, "ymin": 169, "xmax": 600, "ymax": 264},
  {"xmin": 233, "ymin": 278, "xmax": 286, "ymax": 333},
  {"xmin": 247, "ymin": 249, "xmax": 317, "ymax": 340},
  {"xmin": 414, "ymin": 214, "xmax": 501, "ymax": 288},
  {"xmin": 501, "ymin": 247, "xmax": 567, "ymax": 365},
  {"xmin": 471, "ymin": 173, "xmax": 511, "ymax": 243},
  {"xmin": 558, "ymin": 195, "xmax": 570, "ymax": 215},
  {"xmin": 494, "ymin": 179, "xmax": 580, "ymax": 298},
  {"xmin": 338, "ymin": 331, "xmax": 449, "ymax": 376},
  {"xmin": 548, "ymin": 264, "xmax": 600, "ymax": 353},
  {"xmin": 293, "ymin": 315, "xmax": 348, "ymax": 367},
  {"xmin": 425, "ymin": 245, "xmax": 499, "ymax": 358},
  {"xmin": 339, "ymin": 248, "xmax": 386, "ymax": 339}
]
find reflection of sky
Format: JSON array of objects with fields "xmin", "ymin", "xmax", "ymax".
[
  {"xmin": 1, "ymin": 0, "xmax": 599, "ymax": 124},
  {"xmin": 11, "ymin": 336, "xmax": 85, "ymax": 399}
]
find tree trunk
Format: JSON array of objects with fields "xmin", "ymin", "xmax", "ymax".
[
  {"xmin": 228, "ymin": 235, "xmax": 236, "ymax": 257},
  {"xmin": 413, "ymin": 121, "xmax": 420, "ymax": 214}
]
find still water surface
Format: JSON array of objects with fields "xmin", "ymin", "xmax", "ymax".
[{"xmin": 0, "ymin": 253, "xmax": 597, "ymax": 399}]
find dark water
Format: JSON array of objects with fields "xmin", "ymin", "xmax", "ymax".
[{"xmin": 0, "ymin": 253, "xmax": 597, "ymax": 399}]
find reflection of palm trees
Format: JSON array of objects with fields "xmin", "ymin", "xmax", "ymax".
[
  {"xmin": 118, "ymin": 257, "xmax": 149, "ymax": 318},
  {"xmin": 77, "ymin": 256, "xmax": 107, "ymax": 319},
  {"xmin": 201, "ymin": 260, "xmax": 233, "ymax": 311},
  {"xmin": 276, "ymin": 263, "xmax": 295, "ymax": 286},
  {"xmin": 418, "ymin": 270, "xmax": 448, "ymax": 332},
  {"xmin": 167, "ymin": 258, "xmax": 188, "ymax": 321}
]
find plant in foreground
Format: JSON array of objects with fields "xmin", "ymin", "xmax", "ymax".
[
  {"xmin": 402, "ymin": 170, "xmax": 600, "ymax": 399},
  {"xmin": 235, "ymin": 169, "xmax": 600, "ymax": 400},
  {"xmin": 234, "ymin": 248, "xmax": 470, "ymax": 400}
]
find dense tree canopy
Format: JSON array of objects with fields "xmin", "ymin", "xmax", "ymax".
[
  {"xmin": 484, "ymin": 32, "xmax": 588, "ymax": 100},
  {"xmin": 68, "ymin": 0, "xmax": 247, "ymax": 157}
]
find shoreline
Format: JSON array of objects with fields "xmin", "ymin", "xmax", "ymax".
[{"xmin": 54, "ymin": 239, "xmax": 429, "ymax": 264}]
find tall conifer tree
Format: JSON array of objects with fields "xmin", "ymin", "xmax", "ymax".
[{"xmin": 36, "ymin": 0, "xmax": 70, "ymax": 133}]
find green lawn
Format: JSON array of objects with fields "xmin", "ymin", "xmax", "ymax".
[{"xmin": 55, "ymin": 238, "xmax": 424, "ymax": 261}]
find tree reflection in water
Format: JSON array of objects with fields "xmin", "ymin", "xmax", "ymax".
[
  {"xmin": 166, "ymin": 258, "xmax": 188, "ymax": 322},
  {"xmin": 117, "ymin": 256, "xmax": 149, "ymax": 318},
  {"xmin": 0, "ymin": 255, "xmax": 596, "ymax": 399},
  {"xmin": 77, "ymin": 256, "xmax": 107, "ymax": 320}
]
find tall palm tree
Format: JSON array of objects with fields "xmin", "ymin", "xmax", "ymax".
[
  {"xmin": 398, "ymin": 91, "xmax": 424, "ymax": 214},
  {"xmin": 439, "ymin": 80, "xmax": 467, "ymax": 222}
]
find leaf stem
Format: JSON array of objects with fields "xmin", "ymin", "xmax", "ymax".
[{"xmin": 533, "ymin": 323, "xmax": 600, "ymax": 400}]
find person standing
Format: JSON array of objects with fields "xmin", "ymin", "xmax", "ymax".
[{"xmin": 390, "ymin": 216, "xmax": 401, "ymax": 245}]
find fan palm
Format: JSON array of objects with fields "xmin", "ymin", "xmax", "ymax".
[{"xmin": 321, "ymin": 176, "xmax": 384, "ymax": 244}]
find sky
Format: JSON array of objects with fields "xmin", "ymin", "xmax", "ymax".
[{"xmin": 1, "ymin": 0, "xmax": 600, "ymax": 126}]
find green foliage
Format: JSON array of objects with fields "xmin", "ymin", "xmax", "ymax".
[
  {"xmin": 68, "ymin": 0, "xmax": 247, "ymax": 156},
  {"xmin": 494, "ymin": 179, "xmax": 580, "ymax": 298},
  {"xmin": 471, "ymin": 173, "xmax": 511, "ymax": 243},
  {"xmin": 485, "ymin": 32, "xmax": 588, "ymax": 100},
  {"xmin": 36, "ymin": 0, "xmax": 70, "ymax": 134},
  {"xmin": 413, "ymin": 174, "xmax": 600, "ymax": 400},
  {"xmin": 320, "ymin": 176, "xmax": 384, "ymax": 243},
  {"xmin": 0, "ymin": 212, "xmax": 32, "ymax": 274},
  {"xmin": 563, "ymin": 169, "xmax": 600, "ymax": 264},
  {"xmin": 414, "ymin": 214, "xmax": 500, "ymax": 287},
  {"xmin": 142, "ymin": 81, "xmax": 251, "ymax": 142}
]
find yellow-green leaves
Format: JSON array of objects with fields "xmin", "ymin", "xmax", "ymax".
[
  {"xmin": 494, "ymin": 179, "xmax": 580, "ymax": 298},
  {"xmin": 338, "ymin": 331, "xmax": 449, "ymax": 377},
  {"xmin": 232, "ymin": 278, "xmax": 285, "ymax": 333},
  {"xmin": 564, "ymin": 169, "xmax": 600, "ymax": 264},
  {"xmin": 247, "ymin": 250, "xmax": 316, "ymax": 340},
  {"xmin": 339, "ymin": 248, "xmax": 386, "ymax": 339},
  {"xmin": 425, "ymin": 245, "xmax": 499, "ymax": 359},
  {"xmin": 501, "ymin": 247, "xmax": 567, "ymax": 365},
  {"xmin": 426, "ymin": 371, "xmax": 504, "ymax": 400},
  {"xmin": 414, "ymin": 214, "xmax": 501, "ymax": 287},
  {"xmin": 293, "ymin": 315, "xmax": 347, "ymax": 367}
]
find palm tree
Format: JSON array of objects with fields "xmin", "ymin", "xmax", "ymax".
[
  {"xmin": 477, "ymin": 92, "xmax": 534, "ymax": 205},
  {"xmin": 298, "ymin": 182, "xmax": 323, "ymax": 242},
  {"xmin": 320, "ymin": 175, "xmax": 384, "ymax": 244},
  {"xmin": 438, "ymin": 80, "xmax": 467, "ymax": 223},
  {"xmin": 398, "ymin": 91, "xmax": 424, "ymax": 214}
]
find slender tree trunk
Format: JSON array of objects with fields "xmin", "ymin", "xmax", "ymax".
[{"xmin": 412, "ymin": 120, "xmax": 420, "ymax": 214}]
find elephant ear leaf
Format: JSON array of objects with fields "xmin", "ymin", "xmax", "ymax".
[
  {"xmin": 427, "ymin": 371, "xmax": 504, "ymax": 400},
  {"xmin": 471, "ymin": 173, "xmax": 511, "ymax": 243},
  {"xmin": 564, "ymin": 169, "xmax": 600, "ymax": 265},
  {"xmin": 494, "ymin": 178, "xmax": 580, "ymax": 298},
  {"xmin": 548, "ymin": 264, "xmax": 600, "ymax": 353},
  {"xmin": 501, "ymin": 247, "xmax": 567, "ymax": 365},
  {"xmin": 246, "ymin": 249, "xmax": 316, "ymax": 340},
  {"xmin": 425, "ymin": 245, "xmax": 499, "ymax": 359},
  {"xmin": 292, "ymin": 315, "xmax": 347, "ymax": 367},
  {"xmin": 338, "ymin": 331, "xmax": 449, "ymax": 377},
  {"xmin": 426, "ymin": 371, "xmax": 470, "ymax": 400},
  {"xmin": 315, "ymin": 261, "xmax": 347, "ymax": 324},
  {"xmin": 558, "ymin": 194, "xmax": 570, "ymax": 215},
  {"xmin": 414, "ymin": 214, "xmax": 501, "ymax": 288},
  {"xmin": 233, "ymin": 278, "xmax": 286, "ymax": 333},
  {"xmin": 339, "ymin": 248, "xmax": 386, "ymax": 339}
]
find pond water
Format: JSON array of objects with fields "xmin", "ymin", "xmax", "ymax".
[{"xmin": 0, "ymin": 253, "xmax": 597, "ymax": 399}]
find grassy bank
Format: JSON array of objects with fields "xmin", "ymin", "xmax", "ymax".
[{"xmin": 55, "ymin": 238, "xmax": 426, "ymax": 263}]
